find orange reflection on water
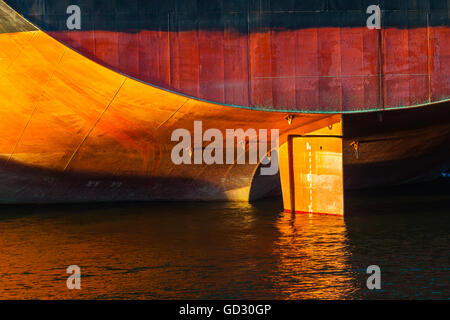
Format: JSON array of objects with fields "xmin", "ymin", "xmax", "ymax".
[
  {"xmin": 273, "ymin": 212, "xmax": 357, "ymax": 299},
  {"xmin": 0, "ymin": 202, "xmax": 359, "ymax": 300}
]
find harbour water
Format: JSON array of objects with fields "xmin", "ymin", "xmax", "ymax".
[{"xmin": 0, "ymin": 182, "xmax": 448, "ymax": 300}]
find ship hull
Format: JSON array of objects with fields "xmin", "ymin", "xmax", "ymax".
[
  {"xmin": 0, "ymin": 1, "xmax": 449, "ymax": 209},
  {"xmin": 0, "ymin": 102, "xmax": 449, "ymax": 204},
  {"xmin": 343, "ymin": 102, "xmax": 450, "ymax": 190}
]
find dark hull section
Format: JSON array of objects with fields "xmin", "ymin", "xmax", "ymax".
[
  {"xmin": 0, "ymin": 159, "xmax": 233, "ymax": 204},
  {"xmin": 343, "ymin": 101, "xmax": 450, "ymax": 189},
  {"xmin": 5, "ymin": 0, "xmax": 449, "ymax": 112}
]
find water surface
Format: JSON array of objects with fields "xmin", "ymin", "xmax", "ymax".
[{"xmin": 0, "ymin": 186, "xmax": 448, "ymax": 299}]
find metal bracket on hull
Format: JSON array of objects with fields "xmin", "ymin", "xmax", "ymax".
[{"xmin": 350, "ymin": 141, "xmax": 360, "ymax": 160}]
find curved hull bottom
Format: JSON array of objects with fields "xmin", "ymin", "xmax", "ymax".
[
  {"xmin": 0, "ymin": 158, "xmax": 282, "ymax": 204},
  {"xmin": 1, "ymin": 102, "xmax": 450, "ymax": 206},
  {"xmin": 0, "ymin": 153, "xmax": 447, "ymax": 206},
  {"xmin": 1, "ymin": 155, "xmax": 447, "ymax": 204}
]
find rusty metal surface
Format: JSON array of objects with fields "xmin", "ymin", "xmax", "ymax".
[
  {"xmin": 0, "ymin": 4, "xmax": 339, "ymax": 203},
  {"xmin": 4, "ymin": 0, "xmax": 449, "ymax": 112}
]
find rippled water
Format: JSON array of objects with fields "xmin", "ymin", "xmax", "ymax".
[{"xmin": 0, "ymin": 185, "xmax": 448, "ymax": 299}]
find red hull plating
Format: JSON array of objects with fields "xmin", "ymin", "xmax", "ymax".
[{"xmin": 48, "ymin": 27, "xmax": 449, "ymax": 112}]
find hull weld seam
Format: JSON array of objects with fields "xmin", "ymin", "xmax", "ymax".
[{"xmin": 63, "ymin": 77, "xmax": 127, "ymax": 171}]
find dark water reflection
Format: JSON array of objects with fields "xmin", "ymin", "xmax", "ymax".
[{"xmin": 0, "ymin": 186, "xmax": 448, "ymax": 299}]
